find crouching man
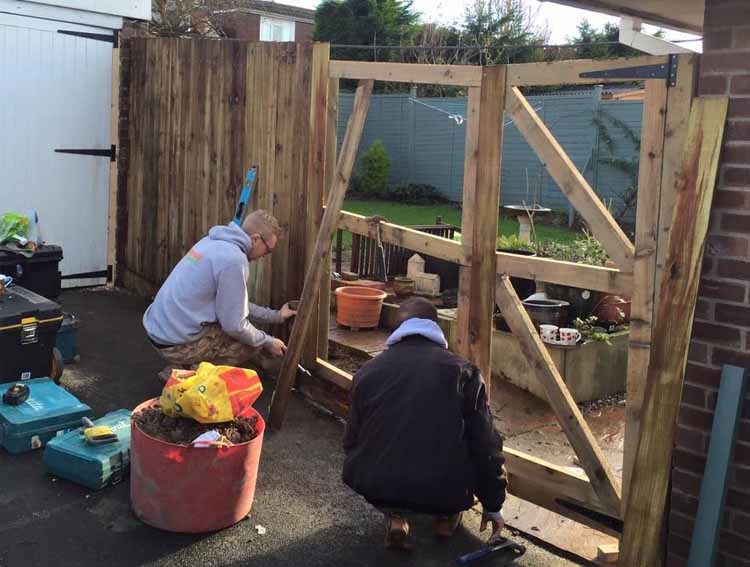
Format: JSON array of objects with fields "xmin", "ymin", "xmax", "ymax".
[
  {"xmin": 143, "ymin": 209, "xmax": 296, "ymax": 374},
  {"xmin": 342, "ymin": 297, "xmax": 507, "ymax": 549}
]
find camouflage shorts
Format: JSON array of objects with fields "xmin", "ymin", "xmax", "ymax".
[{"xmin": 154, "ymin": 324, "xmax": 263, "ymax": 368}]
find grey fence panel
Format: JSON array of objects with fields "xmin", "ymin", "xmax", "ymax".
[{"xmin": 337, "ymin": 90, "xmax": 643, "ymax": 223}]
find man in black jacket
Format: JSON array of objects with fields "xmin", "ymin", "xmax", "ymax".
[{"xmin": 343, "ymin": 297, "xmax": 507, "ymax": 549}]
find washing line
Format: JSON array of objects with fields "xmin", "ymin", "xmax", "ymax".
[{"xmin": 408, "ymin": 96, "xmax": 543, "ymax": 127}]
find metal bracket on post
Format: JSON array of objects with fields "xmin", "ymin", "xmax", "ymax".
[{"xmin": 579, "ymin": 55, "xmax": 678, "ymax": 87}]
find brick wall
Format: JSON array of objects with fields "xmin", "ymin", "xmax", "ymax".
[
  {"xmin": 217, "ymin": 12, "xmax": 261, "ymax": 41},
  {"xmin": 295, "ymin": 21, "xmax": 313, "ymax": 43},
  {"xmin": 668, "ymin": 1, "xmax": 750, "ymax": 565}
]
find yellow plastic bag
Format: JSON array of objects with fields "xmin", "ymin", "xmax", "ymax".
[{"xmin": 160, "ymin": 362, "xmax": 263, "ymax": 423}]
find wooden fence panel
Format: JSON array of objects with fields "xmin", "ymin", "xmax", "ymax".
[{"xmin": 120, "ymin": 38, "xmax": 313, "ymax": 313}]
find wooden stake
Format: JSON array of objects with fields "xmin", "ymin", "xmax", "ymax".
[
  {"xmin": 622, "ymin": 79, "xmax": 668, "ymax": 508},
  {"xmin": 619, "ymin": 97, "xmax": 728, "ymax": 567},
  {"xmin": 267, "ymin": 79, "xmax": 374, "ymax": 430},
  {"xmin": 456, "ymin": 66, "xmax": 507, "ymax": 386},
  {"xmin": 495, "ymin": 275, "xmax": 622, "ymax": 515},
  {"xmin": 302, "ymin": 43, "xmax": 331, "ymax": 368}
]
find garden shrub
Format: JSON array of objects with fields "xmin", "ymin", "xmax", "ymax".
[
  {"xmin": 388, "ymin": 183, "xmax": 446, "ymax": 204},
  {"xmin": 354, "ymin": 140, "xmax": 390, "ymax": 197}
]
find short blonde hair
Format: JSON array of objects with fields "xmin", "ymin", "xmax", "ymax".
[{"xmin": 242, "ymin": 209, "xmax": 280, "ymax": 240}]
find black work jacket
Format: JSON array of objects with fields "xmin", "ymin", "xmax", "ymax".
[{"xmin": 342, "ymin": 335, "xmax": 507, "ymax": 515}]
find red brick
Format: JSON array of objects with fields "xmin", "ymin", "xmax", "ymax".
[
  {"xmin": 715, "ymin": 189, "xmax": 750, "ymax": 209},
  {"xmin": 733, "ymin": 464, "xmax": 750, "ymax": 487},
  {"xmin": 732, "ymin": 511, "xmax": 750, "ymax": 538},
  {"xmin": 727, "ymin": 487, "xmax": 750, "ymax": 509},
  {"xmin": 681, "ymin": 382, "xmax": 709, "ymax": 409},
  {"xmin": 701, "ymin": 74, "xmax": 730, "ymax": 95},
  {"xmin": 674, "ymin": 448, "xmax": 708, "ymax": 475},
  {"xmin": 716, "ymin": 303, "xmax": 750, "ymax": 327},
  {"xmin": 668, "ymin": 531, "xmax": 691, "ymax": 557},
  {"xmin": 679, "ymin": 404, "xmax": 717, "ymax": 431},
  {"xmin": 722, "ymin": 213, "xmax": 750, "ymax": 234},
  {"xmin": 706, "ymin": 3, "xmax": 750, "ymax": 28},
  {"xmin": 706, "ymin": 235, "xmax": 750, "ymax": 258},
  {"xmin": 732, "ymin": 75, "xmax": 750, "ymax": 95},
  {"xmin": 721, "ymin": 530, "xmax": 750, "ymax": 557},
  {"xmin": 695, "ymin": 298, "xmax": 714, "ymax": 320},
  {"xmin": 725, "ymin": 167, "xmax": 750, "ymax": 187},
  {"xmin": 724, "ymin": 145, "xmax": 750, "ymax": 165},
  {"xmin": 685, "ymin": 363, "xmax": 722, "ymax": 388},
  {"xmin": 671, "ymin": 487, "xmax": 700, "ymax": 515},
  {"xmin": 734, "ymin": 27, "xmax": 750, "ymax": 49},
  {"xmin": 714, "ymin": 347, "xmax": 750, "ymax": 368},
  {"xmin": 669, "ymin": 510, "xmax": 695, "ymax": 537},
  {"xmin": 693, "ymin": 321, "xmax": 743, "ymax": 346},
  {"xmin": 689, "ymin": 341, "xmax": 710, "ymax": 363},
  {"xmin": 704, "ymin": 28, "xmax": 734, "ymax": 50},
  {"xmin": 730, "ymin": 99, "xmax": 750, "ymax": 120},
  {"xmin": 666, "ymin": 553, "xmax": 685, "ymax": 567},
  {"xmin": 739, "ymin": 420, "xmax": 750, "ymax": 443},
  {"xmin": 727, "ymin": 121, "xmax": 750, "ymax": 143},
  {"xmin": 700, "ymin": 277, "xmax": 748, "ymax": 301},
  {"xmin": 735, "ymin": 442, "xmax": 750, "ymax": 466},
  {"xmin": 703, "ymin": 52, "xmax": 750, "ymax": 74},
  {"xmin": 676, "ymin": 424, "xmax": 706, "ymax": 453},
  {"xmin": 718, "ymin": 259, "xmax": 750, "ymax": 280}
]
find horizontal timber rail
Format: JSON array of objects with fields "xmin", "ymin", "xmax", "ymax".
[
  {"xmin": 506, "ymin": 55, "xmax": 669, "ymax": 87},
  {"xmin": 339, "ymin": 210, "xmax": 632, "ymax": 294},
  {"xmin": 329, "ymin": 60, "xmax": 482, "ymax": 86}
]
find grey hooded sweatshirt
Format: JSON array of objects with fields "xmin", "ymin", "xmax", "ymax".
[{"xmin": 143, "ymin": 223, "xmax": 282, "ymax": 348}]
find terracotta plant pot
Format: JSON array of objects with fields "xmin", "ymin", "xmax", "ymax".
[
  {"xmin": 392, "ymin": 277, "xmax": 415, "ymax": 298},
  {"xmin": 335, "ymin": 286, "xmax": 388, "ymax": 329},
  {"xmin": 593, "ymin": 295, "xmax": 632, "ymax": 324}
]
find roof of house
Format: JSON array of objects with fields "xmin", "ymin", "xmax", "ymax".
[
  {"xmin": 228, "ymin": 1, "xmax": 316, "ymax": 23},
  {"xmin": 544, "ymin": 0, "xmax": 703, "ymax": 33}
]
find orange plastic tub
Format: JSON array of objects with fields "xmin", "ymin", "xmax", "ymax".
[
  {"xmin": 130, "ymin": 398, "xmax": 264, "ymax": 533},
  {"xmin": 335, "ymin": 286, "xmax": 388, "ymax": 329}
]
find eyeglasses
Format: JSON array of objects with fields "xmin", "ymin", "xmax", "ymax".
[{"xmin": 258, "ymin": 234, "xmax": 275, "ymax": 253}]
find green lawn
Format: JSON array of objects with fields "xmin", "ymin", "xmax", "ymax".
[{"xmin": 341, "ymin": 199, "xmax": 580, "ymax": 244}]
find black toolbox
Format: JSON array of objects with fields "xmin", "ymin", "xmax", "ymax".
[
  {"xmin": 0, "ymin": 245, "xmax": 63, "ymax": 299},
  {"xmin": 0, "ymin": 285, "xmax": 63, "ymax": 382}
]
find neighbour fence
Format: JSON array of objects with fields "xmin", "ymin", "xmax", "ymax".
[
  {"xmin": 338, "ymin": 89, "xmax": 643, "ymax": 223},
  {"xmin": 118, "ymin": 38, "xmax": 312, "ymax": 310}
]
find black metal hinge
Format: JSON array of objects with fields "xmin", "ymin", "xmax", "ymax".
[
  {"xmin": 61, "ymin": 269, "xmax": 110, "ymax": 281},
  {"xmin": 579, "ymin": 54, "xmax": 679, "ymax": 87},
  {"xmin": 55, "ymin": 145, "xmax": 116, "ymax": 162},
  {"xmin": 57, "ymin": 29, "xmax": 116, "ymax": 45}
]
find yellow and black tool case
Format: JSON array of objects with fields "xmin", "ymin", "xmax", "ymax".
[{"xmin": 0, "ymin": 285, "xmax": 63, "ymax": 382}]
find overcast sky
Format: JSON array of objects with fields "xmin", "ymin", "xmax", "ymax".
[{"xmin": 281, "ymin": 0, "xmax": 702, "ymax": 48}]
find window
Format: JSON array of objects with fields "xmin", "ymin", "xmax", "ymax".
[{"xmin": 259, "ymin": 16, "xmax": 295, "ymax": 42}]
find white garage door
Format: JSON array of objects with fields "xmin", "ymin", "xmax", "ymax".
[{"xmin": 0, "ymin": 12, "xmax": 114, "ymax": 285}]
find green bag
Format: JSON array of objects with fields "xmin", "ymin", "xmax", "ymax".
[{"xmin": 0, "ymin": 212, "xmax": 29, "ymax": 244}]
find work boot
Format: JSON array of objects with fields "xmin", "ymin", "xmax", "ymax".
[
  {"xmin": 384, "ymin": 514, "xmax": 414, "ymax": 550},
  {"xmin": 433, "ymin": 512, "xmax": 463, "ymax": 538}
]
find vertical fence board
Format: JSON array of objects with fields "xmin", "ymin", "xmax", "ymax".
[{"xmin": 121, "ymin": 38, "xmax": 313, "ymax": 301}]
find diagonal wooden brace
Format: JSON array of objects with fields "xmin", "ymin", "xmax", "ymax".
[
  {"xmin": 505, "ymin": 86, "xmax": 635, "ymax": 271},
  {"xmin": 267, "ymin": 79, "xmax": 374, "ymax": 430},
  {"xmin": 495, "ymin": 274, "xmax": 622, "ymax": 515}
]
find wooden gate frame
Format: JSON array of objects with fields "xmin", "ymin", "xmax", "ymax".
[{"xmin": 269, "ymin": 46, "xmax": 698, "ymax": 538}]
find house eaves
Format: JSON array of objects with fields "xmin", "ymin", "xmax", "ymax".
[{"xmin": 542, "ymin": 0, "xmax": 704, "ymax": 33}]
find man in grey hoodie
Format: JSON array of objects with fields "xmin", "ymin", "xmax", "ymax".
[{"xmin": 143, "ymin": 209, "xmax": 296, "ymax": 373}]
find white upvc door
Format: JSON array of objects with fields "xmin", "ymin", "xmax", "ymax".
[{"xmin": 0, "ymin": 12, "xmax": 114, "ymax": 285}]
